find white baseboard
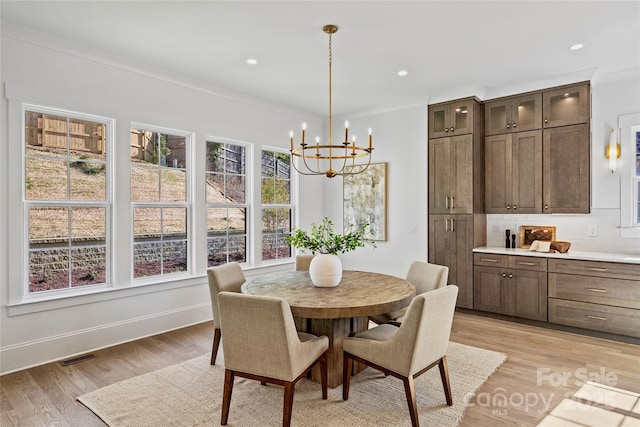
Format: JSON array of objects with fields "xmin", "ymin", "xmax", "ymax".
[{"xmin": 0, "ymin": 303, "xmax": 212, "ymax": 375}]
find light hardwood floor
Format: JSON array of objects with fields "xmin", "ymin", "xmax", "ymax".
[{"xmin": 1, "ymin": 311, "xmax": 638, "ymax": 426}]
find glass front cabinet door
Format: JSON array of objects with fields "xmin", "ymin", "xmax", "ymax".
[{"xmin": 428, "ymin": 99, "xmax": 475, "ymax": 138}]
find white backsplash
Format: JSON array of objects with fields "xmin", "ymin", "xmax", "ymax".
[{"xmin": 486, "ymin": 208, "xmax": 640, "ymax": 255}]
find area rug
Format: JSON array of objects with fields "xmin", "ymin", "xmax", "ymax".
[{"xmin": 78, "ymin": 341, "xmax": 506, "ymax": 426}]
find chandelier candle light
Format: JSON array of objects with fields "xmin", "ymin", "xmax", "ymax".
[{"xmin": 289, "ymin": 24, "xmax": 374, "ymax": 178}]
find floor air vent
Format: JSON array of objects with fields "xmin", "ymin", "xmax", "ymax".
[{"xmin": 61, "ymin": 353, "xmax": 95, "ymax": 366}]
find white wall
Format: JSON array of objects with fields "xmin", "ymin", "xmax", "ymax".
[
  {"xmin": 0, "ymin": 30, "xmax": 324, "ymax": 374},
  {"xmin": 322, "ymin": 106, "xmax": 429, "ymax": 278}
]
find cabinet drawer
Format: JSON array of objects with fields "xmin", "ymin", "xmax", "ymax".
[
  {"xmin": 474, "ymin": 253, "xmax": 508, "ymax": 268},
  {"xmin": 548, "ymin": 273, "xmax": 640, "ymax": 310},
  {"xmin": 548, "ymin": 298, "xmax": 640, "ymax": 338},
  {"xmin": 548, "ymin": 259, "xmax": 640, "ymax": 281},
  {"xmin": 509, "ymin": 256, "xmax": 547, "ymax": 272}
]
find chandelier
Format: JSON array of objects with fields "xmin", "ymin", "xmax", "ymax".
[{"xmin": 289, "ymin": 24, "xmax": 374, "ymax": 178}]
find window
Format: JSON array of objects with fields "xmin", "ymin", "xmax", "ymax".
[
  {"xmin": 206, "ymin": 140, "xmax": 248, "ymax": 266},
  {"xmin": 24, "ymin": 106, "xmax": 111, "ymax": 294},
  {"xmin": 131, "ymin": 126, "xmax": 191, "ymax": 278},
  {"xmin": 620, "ymin": 113, "xmax": 640, "ymax": 235},
  {"xmin": 261, "ymin": 150, "xmax": 292, "ymax": 261}
]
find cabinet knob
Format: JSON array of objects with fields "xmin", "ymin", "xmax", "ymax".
[
  {"xmin": 513, "ymin": 205, "xmax": 517, "ymax": 210},
  {"xmin": 450, "ymin": 126, "xmax": 455, "ymax": 132},
  {"xmin": 506, "ymin": 205, "xmax": 510, "ymax": 210},
  {"xmin": 506, "ymin": 123, "xmax": 510, "ymax": 129},
  {"xmin": 445, "ymin": 127, "xmax": 449, "ymax": 132},
  {"xmin": 502, "ymin": 273, "xmax": 506, "ymax": 278},
  {"xmin": 513, "ymin": 122, "xmax": 517, "ymax": 128},
  {"xmin": 509, "ymin": 274, "xmax": 513, "ymax": 279},
  {"xmin": 544, "ymin": 204, "xmax": 549, "ymax": 210},
  {"xmin": 544, "ymin": 118, "xmax": 548, "ymax": 124}
]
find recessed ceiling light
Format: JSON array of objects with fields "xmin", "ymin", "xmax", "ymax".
[
  {"xmin": 397, "ymin": 70, "xmax": 408, "ymax": 77},
  {"xmin": 247, "ymin": 58, "xmax": 258, "ymax": 65},
  {"xmin": 569, "ymin": 43, "xmax": 584, "ymax": 51}
]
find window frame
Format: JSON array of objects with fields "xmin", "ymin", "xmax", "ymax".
[
  {"xmin": 130, "ymin": 123, "xmax": 194, "ymax": 282},
  {"xmin": 22, "ymin": 104, "xmax": 114, "ymax": 300}
]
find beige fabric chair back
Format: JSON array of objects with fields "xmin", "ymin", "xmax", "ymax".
[
  {"xmin": 355, "ymin": 285, "xmax": 458, "ymax": 376},
  {"xmin": 405, "ymin": 261, "xmax": 448, "ymax": 295},
  {"xmin": 295, "ymin": 254, "xmax": 314, "ymax": 271},
  {"xmin": 218, "ymin": 292, "xmax": 327, "ymax": 381},
  {"xmin": 206, "ymin": 262, "xmax": 246, "ymax": 328},
  {"xmin": 395, "ymin": 285, "xmax": 457, "ymax": 375}
]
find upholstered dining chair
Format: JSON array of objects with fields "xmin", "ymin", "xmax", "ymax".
[
  {"xmin": 342, "ymin": 285, "xmax": 459, "ymax": 427},
  {"xmin": 206, "ymin": 262, "xmax": 246, "ymax": 365},
  {"xmin": 295, "ymin": 254, "xmax": 314, "ymax": 271},
  {"xmin": 369, "ymin": 261, "xmax": 449, "ymax": 325},
  {"xmin": 218, "ymin": 292, "xmax": 329, "ymax": 427}
]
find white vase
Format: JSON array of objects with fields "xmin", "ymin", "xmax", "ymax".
[{"xmin": 309, "ymin": 254, "xmax": 342, "ymax": 287}]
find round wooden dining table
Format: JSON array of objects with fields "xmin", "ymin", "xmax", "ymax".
[{"xmin": 242, "ymin": 270, "xmax": 415, "ymax": 388}]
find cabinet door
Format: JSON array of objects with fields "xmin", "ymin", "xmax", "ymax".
[
  {"xmin": 511, "ymin": 130, "xmax": 542, "ymax": 213},
  {"xmin": 509, "ymin": 269, "xmax": 547, "ymax": 321},
  {"xmin": 450, "ymin": 215, "xmax": 475, "ymax": 309},
  {"xmin": 543, "ymin": 84, "xmax": 590, "ymax": 128},
  {"xmin": 512, "ymin": 93, "xmax": 542, "ymax": 132},
  {"xmin": 449, "ymin": 100, "xmax": 474, "ymax": 135},
  {"xmin": 485, "ymin": 99, "xmax": 512, "ymax": 136},
  {"xmin": 473, "ymin": 266, "xmax": 509, "ymax": 314},
  {"xmin": 428, "ymin": 138, "xmax": 452, "ymax": 213},
  {"xmin": 429, "ymin": 215, "xmax": 474, "ymax": 309},
  {"xmin": 428, "ymin": 104, "xmax": 451, "ymax": 138},
  {"xmin": 485, "ymin": 133, "xmax": 512, "ymax": 213},
  {"xmin": 543, "ymin": 124, "xmax": 590, "ymax": 213},
  {"xmin": 428, "ymin": 215, "xmax": 451, "ymax": 269},
  {"xmin": 450, "ymin": 134, "xmax": 474, "ymax": 214}
]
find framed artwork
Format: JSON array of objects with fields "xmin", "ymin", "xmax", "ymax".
[
  {"xmin": 519, "ymin": 225, "xmax": 556, "ymax": 249},
  {"xmin": 343, "ymin": 162, "xmax": 387, "ymax": 241}
]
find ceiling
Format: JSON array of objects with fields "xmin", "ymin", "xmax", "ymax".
[{"xmin": 2, "ymin": 1, "xmax": 639, "ymax": 117}]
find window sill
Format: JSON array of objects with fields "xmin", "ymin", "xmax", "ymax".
[
  {"xmin": 7, "ymin": 275, "xmax": 204, "ymax": 317},
  {"xmin": 620, "ymin": 227, "xmax": 640, "ymax": 239}
]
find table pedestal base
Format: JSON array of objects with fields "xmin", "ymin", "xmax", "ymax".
[{"xmin": 295, "ymin": 316, "xmax": 369, "ymax": 388}]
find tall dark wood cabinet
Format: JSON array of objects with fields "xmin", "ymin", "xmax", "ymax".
[
  {"xmin": 484, "ymin": 81, "xmax": 591, "ymax": 214},
  {"xmin": 428, "ymin": 97, "xmax": 486, "ymax": 309}
]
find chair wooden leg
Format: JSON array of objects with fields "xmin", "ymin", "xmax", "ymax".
[
  {"xmin": 438, "ymin": 356, "xmax": 453, "ymax": 406},
  {"xmin": 282, "ymin": 382, "xmax": 295, "ymax": 427},
  {"xmin": 403, "ymin": 375, "xmax": 420, "ymax": 427},
  {"xmin": 342, "ymin": 352, "xmax": 352, "ymax": 400},
  {"xmin": 211, "ymin": 328, "xmax": 221, "ymax": 365},
  {"xmin": 320, "ymin": 353, "xmax": 328, "ymax": 400},
  {"xmin": 221, "ymin": 369, "xmax": 234, "ymax": 425}
]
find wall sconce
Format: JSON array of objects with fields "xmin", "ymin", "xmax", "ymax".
[{"xmin": 605, "ymin": 128, "xmax": 621, "ymax": 173}]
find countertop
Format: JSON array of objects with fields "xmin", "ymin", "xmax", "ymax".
[{"xmin": 473, "ymin": 246, "xmax": 640, "ymax": 265}]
